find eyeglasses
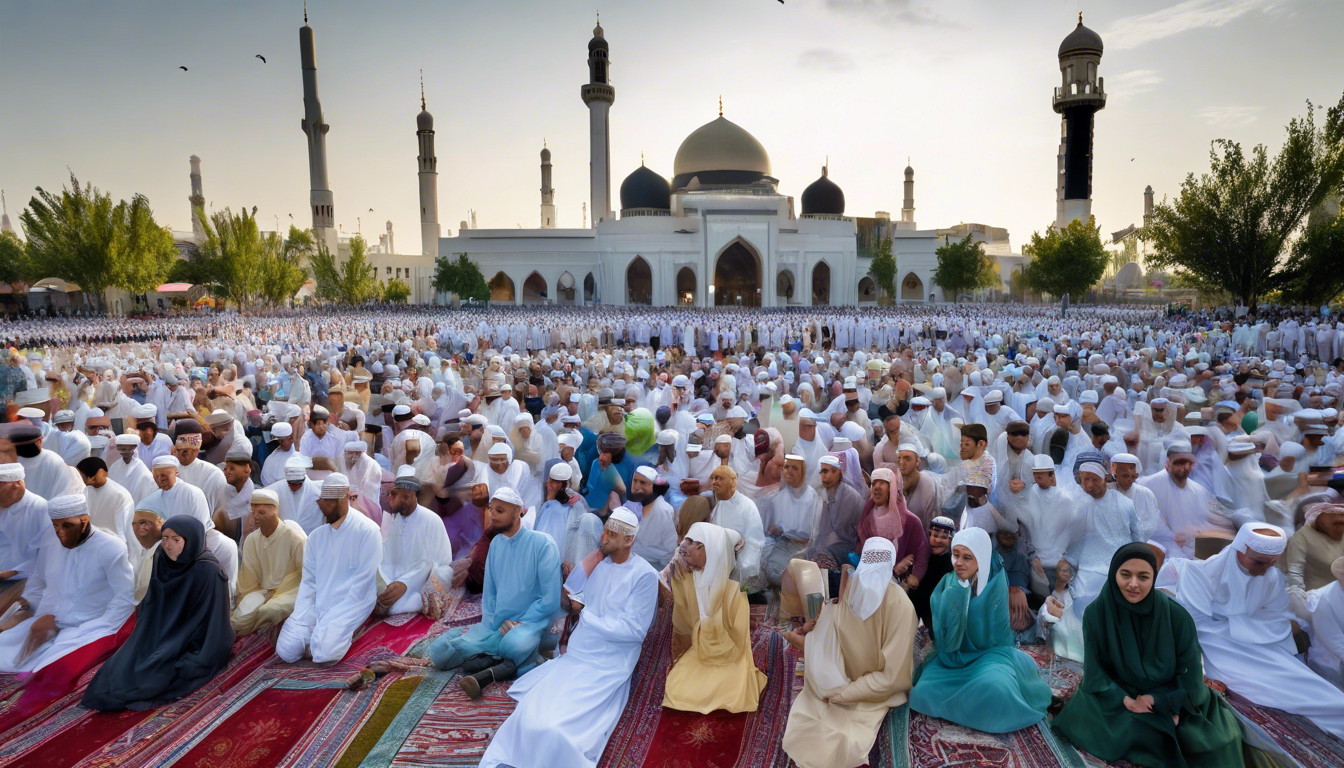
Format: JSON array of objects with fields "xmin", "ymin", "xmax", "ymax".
[{"xmin": 1007, "ymin": 430, "xmax": 1029, "ymax": 437}]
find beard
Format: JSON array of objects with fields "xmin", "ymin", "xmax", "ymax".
[{"xmin": 627, "ymin": 491, "xmax": 651, "ymax": 505}]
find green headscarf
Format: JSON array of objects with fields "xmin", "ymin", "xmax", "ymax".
[
  {"xmin": 623, "ymin": 407, "xmax": 657, "ymax": 456},
  {"xmin": 1088, "ymin": 542, "xmax": 1177, "ymax": 694}
]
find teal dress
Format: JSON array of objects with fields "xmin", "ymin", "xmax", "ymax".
[{"xmin": 909, "ymin": 554, "xmax": 1053, "ymax": 733}]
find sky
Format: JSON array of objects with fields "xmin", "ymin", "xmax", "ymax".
[{"xmin": 1, "ymin": 0, "xmax": 1341, "ymax": 254}]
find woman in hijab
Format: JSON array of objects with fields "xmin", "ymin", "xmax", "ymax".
[
  {"xmin": 1053, "ymin": 542, "xmax": 1245, "ymax": 768},
  {"xmin": 82, "ymin": 515, "xmax": 234, "ymax": 711},
  {"xmin": 908, "ymin": 527, "xmax": 1052, "ymax": 733}
]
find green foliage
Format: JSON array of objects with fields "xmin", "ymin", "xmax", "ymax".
[
  {"xmin": 1021, "ymin": 217, "xmax": 1109, "ymax": 299},
  {"xmin": 382, "ymin": 277, "xmax": 411, "ymax": 303},
  {"xmin": 433, "ymin": 253, "xmax": 490, "ymax": 300},
  {"xmin": 0, "ymin": 231, "xmax": 32, "ymax": 287},
  {"xmin": 169, "ymin": 211, "xmax": 309, "ymax": 308},
  {"xmin": 932, "ymin": 234, "xmax": 998, "ymax": 299},
  {"xmin": 1143, "ymin": 93, "xmax": 1344, "ymax": 310},
  {"xmin": 866, "ymin": 237, "xmax": 897, "ymax": 300},
  {"xmin": 19, "ymin": 173, "xmax": 176, "ymax": 298},
  {"xmin": 259, "ymin": 226, "xmax": 311, "ymax": 306},
  {"xmin": 310, "ymin": 234, "xmax": 378, "ymax": 305},
  {"xmin": 1279, "ymin": 209, "xmax": 1344, "ymax": 305}
]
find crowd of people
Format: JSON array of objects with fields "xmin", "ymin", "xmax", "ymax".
[{"xmin": 3, "ymin": 301, "xmax": 1344, "ymax": 768}]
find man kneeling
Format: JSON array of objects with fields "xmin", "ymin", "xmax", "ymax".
[
  {"xmin": 427, "ymin": 487, "xmax": 560, "ymax": 698},
  {"xmin": 480, "ymin": 508, "xmax": 657, "ymax": 768},
  {"xmin": 232, "ymin": 490, "xmax": 306, "ymax": 635}
]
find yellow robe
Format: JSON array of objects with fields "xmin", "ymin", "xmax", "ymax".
[
  {"xmin": 231, "ymin": 520, "xmax": 307, "ymax": 635},
  {"xmin": 662, "ymin": 573, "xmax": 767, "ymax": 714},
  {"xmin": 782, "ymin": 584, "xmax": 917, "ymax": 768}
]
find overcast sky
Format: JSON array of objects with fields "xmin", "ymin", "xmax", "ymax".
[{"xmin": 2, "ymin": 0, "xmax": 1340, "ymax": 253}]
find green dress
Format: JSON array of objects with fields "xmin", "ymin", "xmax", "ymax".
[
  {"xmin": 1052, "ymin": 543, "xmax": 1245, "ymax": 768},
  {"xmin": 909, "ymin": 553, "xmax": 1053, "ymax": 733}
]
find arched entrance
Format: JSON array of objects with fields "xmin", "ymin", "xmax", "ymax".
[
  {"xmin": 858, "ymin": 276, "xmax": 877, "ymax": 303},
  {"xmin": 676, "ymin": 267, "xmax": 696, "ymax": 306},
  {"xmin": 583, "ymin": 272, "xmax": 596, "ymax": 304},
  {"xmin": 776, "ymin": 270, "xmax": 795, "ymax": 303},
  {"xmin": 713, "ymin": 240, "xmax": 760, "ymax": 307},
  {"xmin": 489, "ymin": 271, "xmax": 515, "ymax": 303},
  {"xmin": 556, "ymin": 271, "xmax": 577, "ymax": 305},
  {"xmin": 900, "ymin": 271, "xmax": 924, "ymax": 302},
  {"xmin": 522, "ymin": 272, "xmax": 548, "ymax": 304},
  {"xmin": 626, "ymin": 257, "xmax": 652, "ymax": 305},
  {"xmin": 812, "ymin": 262, "xmax": 831, "ymax": 306}
]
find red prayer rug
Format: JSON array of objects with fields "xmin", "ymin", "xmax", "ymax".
[
  {"xmin": 1225, "ymin": 690, "xmax": 1344, "ymax": 768},
  {"xmin": 172, "ymin": 687, "xmax": 341, "ymax": 767}
]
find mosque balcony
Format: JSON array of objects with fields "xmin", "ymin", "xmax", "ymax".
[
  {"xmin": 1052, "ymin": 82, "xmax": 1106, "ymax": 112},
  {"xmin": 581, "ymin": 83, "xmax": 615, "ymax": 104},
  {"xmin": 619, "ymin": 208, "xmax": 672, "ymax": 217},
  {"xmin": 799, "ymin": 213, "xmax": 854, "ymax": 223}
]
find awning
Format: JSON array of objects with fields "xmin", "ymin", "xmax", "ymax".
[{"xmin": 155, "ymin": 283, "xmax": 195, "ymax": 293}]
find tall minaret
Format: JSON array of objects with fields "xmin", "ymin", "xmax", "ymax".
[
  {"xmin": 540, "ymin": 143, "xmax": 556, "ymax": 228},
  {"xmin": 188, "ymin": 155, "xmax": 206, "ymax": 244},
  {"xmin": 580, "ymin": 17, "xmax": 614, "ymax": 225},
  {"xmin": 300, "ymin": 6, "xmax": 337, "ymax": 254},
  {"xmin": 897, "ymin": 161, "xmax": 916, "ymax": 230},
  {"xmin": 0, "ymin": 190, "xmax": 14, "ymax": 235},
  {"xmin": 1053, "ymin": 13, "xmax": 1106, "ymax": 229},
  {"xmin": 1143, "ymin": 185, "xmax": 1154, "ymax": 225},
  {"xmin": 417, "ymin": 71, "xmax": 440, "ymax": 259},
  {"xmin": 385, "ymin": 220, "xmax": 394, "ymax": 254}
]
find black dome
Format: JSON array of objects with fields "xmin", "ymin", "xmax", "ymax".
[
  {"xmin": 800, "ymin": 170, "xmax": 845, "ymax": 216},
  {"xmin": 1059, "ymin": 20, "xmax": 1103, "ymax": 57},
  {"xmin": 620, "ymin": 165, "xmax": 671, "ymax": 211}
]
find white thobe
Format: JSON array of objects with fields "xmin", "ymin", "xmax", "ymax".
[
  {"xmin": 378, "ymin": 505, "xmax": 455, "ymax": 615},
  {"xmin": 138, "ymin": 481, "xmax": 211, "ymax": 528},
  {"xmin": 267, "ymin": 478, "xmax": 325, "ymax": 535},
  {"xmin": 135, "ymin": 433, "xmax": 174, "ymax": 469},
  {"xmin": 260, "ymin": 446, "xmax": 296, "ymax": 487},
  {"xmin": 488, "ymin": 460, "xmax": 541, "ymax": 511},
  {"xmin": 1015, "ymin": 485, "xmax": 1082, "ymax": 574},
  {"xmin": 708, "ymin": 491, "xmax": 766, "ymax": 583},
  {"xmin": 481, "ymin": 555, "xmax": 658, "ymax": 768},
  {"xmin": 85, "ymin": 480, "xmax": 136, "ymax": 557},
  {"xmin": 53, "ymin": 429, "xmax": 91, "ymax": 466},
  {"xmin": 277, "ymin": 510, "xmax": 382, "ymax": 664},
  {"xmin": 0, "ymin": 491, "xmax": 51, "ymax": 580},
  {"xmin": 107, "ymin": 455, "xmax": 156, "ymax": 507},
  {"xmin": 0, "ymin": 529, "xmax": 135, "ymax": 673},
  {"xmin": 17, "ymin": 449, "xmax": 83, "ymax": 501},
  {"xmin": 1306, "ymin": 582, "xmax": 1344, "ymax": 689},
  {"xmin": 177, "ymin": 458, "xmax": 229, "ymax": 518},
  {"xmin": 299, "ymin": 426, "xmax": 353, "ymax": 462},
  {"xmin": 131, "ymin": 541, "xmax": 158, "ymax": 603},
  {"xmin": 757, "ymin": 482, "xmax": 821, "ymax": 585},
  {"xmin": 1136, "ymin": 472, "xmax": 1241, "ymax": 560},
  {"xmin": 628, "ymin": 497, "xmax": 679, "ymax": 571},
  {"xmin": 1114, "ymin": 481, "xmax": 1165, "ymax": 543},
  {"xmin": 342, "ymin": 454, "xmax": 383, "ymax": 505},
  {"xmin": 207, "ymin": 528, "xmax": 240, "ymax": 603}
]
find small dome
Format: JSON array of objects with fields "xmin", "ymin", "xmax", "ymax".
[
  {"xmin": 1059, "ymin": 17, "xmax": 1103, "ymax": 57},
  {"xmin": 620, "ymin": 165, "xmax": 671, "ymax": 211},
  {"xmin": 588, "ymin": 23, "xmax": 607, "ymax": 50},
  {"xmin": 541, "ymin": 146, "xmax": 551, "ymax": 162},
  {"xmin": 904, "ymin": 164, "xmax": 914, "ymax": 177},
  {"xmin": 671, "ymin": 116, "xmax": 772, "ymax": 193},
  {"xmin": 416, "ymin": 109, "xmax": 433, "ymax": 130},
  {"xmin": 800, "ymin": 168, "xmax": 845, "ymax": 216}
]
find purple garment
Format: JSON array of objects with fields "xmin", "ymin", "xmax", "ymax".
[
  {"xmin": 855, "ymin": 497, "xmax": 931, "ymax": 583},
  {"xmin": 439, "ymin": 500, "xmax": 485, "ymax": 559}
]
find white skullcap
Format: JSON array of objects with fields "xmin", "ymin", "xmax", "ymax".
[
  {"xmin": 831, "ymin": 437, "xmax": 853, "ymax": 452},
  {"xmin": 982, "ymin": 390, "xmax": 1003, "ymax": 404},
  {"xmin": 411, "ymin": 414, "xmax": 431, "ymax": 427},
  {"xmin": 798, "ymin": 408, "xmax": 817, "ymax": 421},
  {"xmin": 152, "ymin": 455, "xmax": 180, "ymax": 470},
  {"xmin": 1234, "ymin": 522, "xmax": 1287, "ymax": 556},
  {"xmin": 52, "ymin": 410, "xmax": 75, "ymax": 424},
  {"xmin": 1226, "ymin": 438, "xmax": 1258, "ymax": 455},
  {"xmin": 1078, "ymin": 462, "xmax": 1106, "ymax": 478},
  {"xmin": 549, "ymin": 462, "xmax": 573, "ymax": 481},
  {"xmin": 635, "ymin": 465, "xmax": 658, "ymax": 482},
  {"xmin": 607, "ymin": 507, "xmax": 640, "ymax": 532},
  {"xmin": 1052, "ymin": 404, "xmax": 1071, "ymax": 414},
  {"xmin": 115, "ymin": 433, "xmax": 140, "ymax": 447},
  {"xmin": 558, "ymin": 432, "xmax": 583, "ymax": 449},
  {"xmin": 909, "ymin": 396, "xmax": 931, "ymax": 407},
  {"xmin": 714, "ymin": 434, "xmax": 733, "ymax": 445},
  {"xmin": 1032, "ymin": 455, "xmax": 1056, "ymax": 471},
  {"xmin": 784, "ymin": 453, "xmax": 805, "ymax": 462},
  {"xmin": 271, "ymin": 422, "xmax": 293, "ymax": 438},
  {"xmin": 1079, "ymin": 390, "xmax": 1099, "ymax": 404},
  {"xmin": 657, "ymin": 429, "xmax": 678, "ymax": 446},
  {"xmin": 1150, "ymin": 397, "xmax": 1170, "ymax": 407},
  {"xmin": 488, "ymin": 442, "xmax": 512, "ymax": 456},
  {"xmin": 1110, "ymin": 453, "xmax": 1141, "ymax": 471},
  {"xmin": 486, "ymin": 425, "xmax": 508, "ymax": 439},
  {"xmin": 344, "ymin": 441, "xmax": 366, "ymax": 453},
  {"xmin": 251, "ymin": 489, "xmax": 280, "ymax": 506},
  {"xmin": 819, "ymin": 455, "xmax": 841, "ymax": 468},
  {"xmin": 515, "ymin": 413, "xmax": 534, "ymax": 426},
  {"xmin": 930, "ymin": 387, "xmax": 946, "ymax": 400},
  {"xmin": 131, "ymin": 403, "xmax": 157, "ymax": 419},
  {"xmin": 491, "ymin": 486, "xmax": 524, "ymax": 508},
  {"xmin": 726, "ymin": 405, "xmax": 747, "ymax": 419},
  {"xmin": 320, "ymin": 473, "xmax": 350, "ymax": 499},
  {"xmin": 1166, "ymin": 439, "xmax": 1194, "ymax": 455},
  {"xmin": 897, "ymin": 442, "xmax": 921, "ymax": 455},
  {"xmin": 392, "ymin": 404, "xmax": 412, "ymax": 417},
  {"xmin": 0, "ymin": 463, "xmax": 23, "ymax": 482},
  {"xmin": 47, "ymin": 493, "xmax": 89, "ymax": 520}
]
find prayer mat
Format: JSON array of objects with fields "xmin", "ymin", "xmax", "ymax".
[
  {"xmin": 172, "ymin": 686, "xmax": 342, "ymax": 767},
  {"xmin": 1225, "ymin": 690, "xmax": 1344, "ymax": 768},
  {"xmin": 0, "ymin": 613, "xmax": 135, "ymax": 736},
  {"xmin": 332, "ymin": 675, "xmax": 423, "ymax": 768}
]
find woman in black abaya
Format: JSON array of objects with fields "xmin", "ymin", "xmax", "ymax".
[{"xmin": 82, "ymin": 515, "xmax": 234, "ymax": 711}]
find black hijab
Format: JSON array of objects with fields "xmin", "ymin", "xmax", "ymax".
[{"xmin": 81, "ymin": 515, "xmax": 234, "ymax": 711}]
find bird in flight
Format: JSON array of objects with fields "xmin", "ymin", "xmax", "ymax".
[
  {"xmin": 179, "ymin": 66, "xmax": 188, "ymax": 71},
  {"xmin": 255, "ymin": 54, "xmax": 266, "ymax": 63}
]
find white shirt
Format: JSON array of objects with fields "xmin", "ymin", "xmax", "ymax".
[
  {"xmin": 708, "ymin": 490, "xmax": 765, "ymax": 582},
  {"xmin": 85, "ymin": 479, "xmax": 136, "ymax": 557}
]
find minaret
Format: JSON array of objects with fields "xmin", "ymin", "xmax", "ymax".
[
  {"xmin": 580, "ymin": 17, "xmax": 614, "ymax": 225},
  {"xmin": 1053, "ymin": 13, "xmax": 1106, "ymax": 229},
  {"xmin": 540, "ymin": 143, "xmax": 556, "ymax": 228},
  {"xmin": 300, "ymin": 6, "xmax": 337, "ymax": 254},
  {"xmin": 416, "ymin": 71, "xmax": 440, "ymax": 259},
  {"xmin": 385, "ymin": 220, "xmax": 394, "ymax": 254},
  {"xmin": 897, "ymin": 160, "xmax": 916, "ymax": 230},
  {"xmin": 0, "ymin": 190, "xmax": 14, "ymax": 236},
  {"xmin": 1143, "ymin": 185, "xmax": 1154, "ymax": 225},
  {"xmin": 188, "ymin": 155, "xmax": 206, "ymax": 244}
]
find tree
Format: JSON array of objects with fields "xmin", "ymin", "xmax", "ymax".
[
  {"xmin": 1279, "ymin": 209, "xmax": 1344, "ymax": 305},
  {"xmin": 382, "ymin": 277, "xmax": 411, "ymax": 303},
  {"xmin": 310, "ymin": 234, "xmax": 378, "ymax": 304},
  {"xmin": 1143, "ymin": 94, "xmax": 1344, "ymax": 310},
  {"xmin": 258, "ymin": 226, "xmax": 311, "ymax": 306},
  {"xmin": 0, "ymin": 231, "xmax": 32, "ymax": 289},
  {"xmin": 932, "ymin": 233, "xmax": 998, "ymax": 300},
  {"xmin": 1021, "ymin": 217, "xmax": 1109, "ymax": 299},
  {"xmin": 433, "ymin": 252, "xmax": 490, "ymax": 301},
  {"xmin": 166, "ymin": 212, "xmax": 308, "ymax": 308},
  {"xmin": 866, "ymin": 236, "xmax": 897, "ymax": 301},
  {"xmin": 20, "ymin": 174, "xmax": 176, "ymax": 301}
]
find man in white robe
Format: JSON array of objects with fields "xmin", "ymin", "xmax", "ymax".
[
  {"xmin": 0, "ymin": 463, "xmax": 51, "ymax": 616},
  {"xmin": 1108, "ymin": 453, "xmax": 1164, "ymax": 542},
  {"xmin": 171, "ymin": 423, "xmax": 228, "ymax": 521},
  {"xmin": 377, "ymin": 468, "xmax": 454, "ymax": 615},
  {"xmin": 480, "ymin": 509, "xmax": 657, "ymax": 768},
  {"xmin": 128, "ymin": 504, "xmax": 163, "ymax": 602},
  {"xmin": 1159, "ymin": 523, "xmax": 1344, "ymax": 738},
  {"xmin": 76, "ymin": 457, "xmax": 136, "ymax": 557},
  {"xmin": 1137, "ymin": 441, "xmax": 1251, "ymax": 560},
  {"xmin": 267, "ymin": 456, "xmax": 325, "ymax": 535},
  {"xmin": 758, "ymin": 455, "xmax": 820, "ymax": 587},
  {"xmin": 0, "ymin": 495, "xmax": 135, "ymax": 676},
  {"xmin": 298, "ymin": 406, "xmax": 351, "ymax": 462},
  {"xmin": 50, "ymin": 410, "xmax": 91, "ymax": 466},
  {"xmin": 259, "ymin": 421, "xmax": 297, "ymax": 487},
  {"xmin": 106, "ymin": 434, "xmax": 156, "ymax": 506},
  {"xmin": 625, "ymin": 466, "xmax": 679, "ymax": 572},
  {"xmin": 138, "ymin": 455, "xmax": 239, "ymax": 598},
  {"xmin": 277, "ymin": 473, "xmax": 382, "ymax": 665},
  {"xmin": 707, "ymin": 465, "xmax": 766, "ymax": 583},
  {"xmin": 1304, "ymin": 556, "xmax": 1344, "ymax": 689},
  {"xmin": 10, "ymin": 425, "xmax": 82, "ymax": 501},
  {"xmin": 486, "ymin": 443, "xmax": 541, "ymax": 511},
  {"xmin": 341, "ymin": 442, "xmax": 383, "ymax": 513},
  {"xmin": 1015, "ymin": 455, "xmax": 1082, "ymax": 597}
]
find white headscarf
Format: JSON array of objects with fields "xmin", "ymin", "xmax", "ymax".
[
  {"xmin": 686, "ymin": 522, "xmax": 742, "ymax": 620},
  {"xmin": 848, "ymin": 537, "xmax": 896, "ymax": 620},
  {"xmin": 951, "ymin": 526, "xmax": 993, "ymax": 595}
]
